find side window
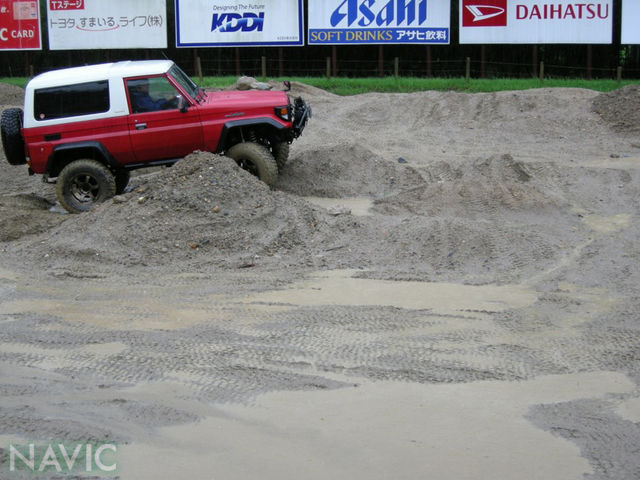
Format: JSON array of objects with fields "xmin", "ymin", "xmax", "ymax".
[
  {"xmin": 127, "ymin": 77, "xmax": 180, "ymax": 114},
  {"xmin": 34, "ymin": 81, "xmax": 109, "ymax": 121}
]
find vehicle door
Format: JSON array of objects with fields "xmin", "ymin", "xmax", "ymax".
[{"xmin": 125, "ymin": 75, "xmax": 204, "ymax": 163}]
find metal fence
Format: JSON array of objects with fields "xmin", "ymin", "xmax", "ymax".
[{"xmin": 3, "ymin": 43, "xmax": 640, "ymax": 80}]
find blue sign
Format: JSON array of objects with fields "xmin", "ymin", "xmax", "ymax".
[{"xmin": 308, "ymin": 0, "xmax": 451, "ymax": 45}]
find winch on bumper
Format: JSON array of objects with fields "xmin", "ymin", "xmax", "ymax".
[{"xmin": 290, "ymin": 97, "xmax": 312, "ymax": 140}]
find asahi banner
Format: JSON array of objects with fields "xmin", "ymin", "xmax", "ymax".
[
  {"xmin": 47, "ymin": 0, "xmax": 167, "ymax": 50},
  {"xmin": 621, "ymin": 0, "xmax": 640, "ymax": 44},
  {"xmin": 308, "ymin": 0, "xmax": 451, "ymax": 45},
  {"xmin": 0, "ymin": 0, "xmax": 41, "ymax": 50},
  {"xmin": 176, "ymin": 0, "xmax": 304, "ymax": 47},
  {"xmin": 460, "ymin": 0, "xmax": 613, "ymax": 44}
]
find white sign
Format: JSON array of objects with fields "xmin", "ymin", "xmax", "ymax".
[
  {"xmin": 47, "ymin": 0, "xmax": 167, "ymax": 50},
  {"xmin": 460, "ymin": 0, "xmax": 613, "ymax": 44},
  {"xmin": 308, "ymin": 0, "xmax": 451, "ymax": 45},
  {"xmin": 176, "ymin": 0, "xmax": 303, "ymax": 47},
  {"xmin": 622, "ymin": 0, "xmax": 640, "ymax": 44}
]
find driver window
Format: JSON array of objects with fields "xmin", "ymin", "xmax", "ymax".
[{"xmin": 127, "ymin": 76, "xmax": 179, "ymax": 114}]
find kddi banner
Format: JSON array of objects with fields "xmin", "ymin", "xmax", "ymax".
[
  {"xmin": 460, "ymin": 0, "xmax": 613, "ymax": 44},
  {"xmin": 308, "ymin": 0, "xmax": 451, "ymax": 45},
  {"xmin": 175, "ymin": 0, "xmax": 304, "ymax": 47},
  {"xmin": 47, "ymin": 0, "xmax": 167, "ymax": 50},
  {"xmin": 622, "ymin": 0, "xmax": 640, "ymax": 44}
]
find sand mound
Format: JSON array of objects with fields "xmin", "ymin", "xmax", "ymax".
[
  {"xmin": 593, "ymin": 85, "xmax": 640, "ymax": 133},
  {"xmin": 2, "ymin": 86, "xmax": 635, "ymax": 284},
  {"xmin": 0, "ymin": 194, "xmax": 63, "ymax": 241},
  {"xmin": 373, "ymin": 154, "xmax": 568, "ymax": 218},
  {"xmin": 277, "ymin": 143, "xmax": 424, "ymax": 197},
  {"xmin": 23, "ymin": 152, "xmax": 345, "ymax": 269},
  {"xmin": 0, "ymin": 83, "xmax": 24, "ymax": 107}
]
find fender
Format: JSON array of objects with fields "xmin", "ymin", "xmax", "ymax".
[
  {"xmin": 216, "ymin": 118, "xmax": 288, "ymax": 153},
  {"xmin": 47, "ymin": 141, "xmax": 118, "ymax": 176}
]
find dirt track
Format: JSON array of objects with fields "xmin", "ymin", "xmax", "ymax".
[{"xmin": 1, "ymin": 83, "xmax": 640, "ymax": 479}]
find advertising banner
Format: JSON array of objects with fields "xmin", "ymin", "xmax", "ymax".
[
  {"xmin": 460, "ymin": 0, "xmax": 613, "ymax": 44},
  {"xmin": 0, "ymin": 0, "xmax": 41, "ymax": 50},
  {"xmin": 308, "ymin": 0, "xmax": 450, "ymax": 45},
  {"xmin": 176, "ymin": 0, "xmax": 304, "ymax": 47},
  {"xmin": 47, "ymin": 0, "xmax": 167, "ymax": 50},
  {"xmin": 622, "ymin": 0, "xmax": 640, "ymax": 44}
]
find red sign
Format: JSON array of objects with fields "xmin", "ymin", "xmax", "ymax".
[
  {"xmin": 49, "ymin": 0, "xmax": 83, "ymax": 10},
  {"xmin": 0, "ymin": 0, "xmax": 41, "ymax": 50},
  {"xmin": 462, "ymin": 0, "xmax": 508, "ymax": 27}
]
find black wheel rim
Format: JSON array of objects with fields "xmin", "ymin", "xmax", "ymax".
[
  {"xmin": 236, "ymin": 158, "xmax": 259, "ymax": 177},
  {"xmin": 70, "ymin": 173, "xmax": 100, "ymax": 204}
]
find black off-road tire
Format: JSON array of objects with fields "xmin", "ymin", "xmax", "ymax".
[
  {"xmin": 115, "ymin": 170, "xmax": 131, "ymax": 195},
  {"xmin": 227, "ymin": 142, "xmax": 278, "ymax": 186},
  {"xmin": 1, "ymin": 108, "xmax": 26, "ymax": 166},
  {"xmin": 56, "ymin": 159, "xmax": 116, "ymax": 213},
  {"xmin": 272, "ymin": 142, "xmax": 290, "ymax": 172}
]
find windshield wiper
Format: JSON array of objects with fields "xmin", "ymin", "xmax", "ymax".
[{"xmin": 192, "ymin": 86, "xmax": 206, "ymax": 104}]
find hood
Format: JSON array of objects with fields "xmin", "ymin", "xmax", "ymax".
[{"xmin": 200, "ymin": 89, "xmax": 290, "ymax": 108}]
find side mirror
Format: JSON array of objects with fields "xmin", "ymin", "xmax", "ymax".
[
  {"xmin": 283, "ymin": 81, "xmax": 291, "ymax": 92},
  {"xmin": 177, "ymin": 95, "xmax": 189, "ymax": 113}
]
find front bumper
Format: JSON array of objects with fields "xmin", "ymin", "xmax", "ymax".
[{"xmin": 291, "ymin": 97, "xmax": 311, "ymax": 140}]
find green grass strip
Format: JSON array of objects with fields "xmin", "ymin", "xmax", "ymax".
[{"xmin": 3, "ymin": 76, "xmax": 639, "ymax": 96}]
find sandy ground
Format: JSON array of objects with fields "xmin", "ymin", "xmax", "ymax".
[{"xmin": 1, "ymin": 82, "xmax": 640, "ymax": 479}]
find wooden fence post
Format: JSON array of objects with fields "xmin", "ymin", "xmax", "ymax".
[
  {"xmin": 261, "ymin": 56, "xmax": 267, "ymax": 80},
  {"xmin": 465, "ymin": 57, "xmax": 471, "ymax": 84},
  {"xmin": 617, "ymin": 66, "xmax": 623, "ymax": 84},
  {"xmin": 394, "ymin": 57, "xmax": 399, "ymax": 78},
  {"xmin": 539, "ymin": 61, "xmax": 545, "ymax": 83},
  {"xmin": 195, "ymin": 56, "xmax": 203, "ymax": 84},
  {"xmin": 326, "ymin": 57, "xmax": 331, "ymax": 78},
  {"xmin": 332, "ymin": 46, "xmax": 338, "ymax": 77}
]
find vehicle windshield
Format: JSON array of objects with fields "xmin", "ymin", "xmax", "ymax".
[{"xmin": 168, "ymin": 64, "xmax": 200, "ymax": 100}]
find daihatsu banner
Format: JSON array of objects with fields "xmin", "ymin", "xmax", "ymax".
[
  {"xmin": 308, "ymin": 0, "xmax": 451, "ymax": 45},
  {"xmin": 622, "ymin": 0, "xmax": 640, "ymax": 44},
  {"xmin": 176, "ymin": 0, "xmax": 304, "ymax": 47},
  {"xmin": 47, "ymin": 0, "xmax": 167, "ymax": 50},
  {"xmin": 460, "ymin": 0, "xmax": 613, "ymax": 44}
]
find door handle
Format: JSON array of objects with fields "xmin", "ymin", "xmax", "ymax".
[{"xmin": 135, "ymin": 123, "xmax": 147, "ymax": 130}]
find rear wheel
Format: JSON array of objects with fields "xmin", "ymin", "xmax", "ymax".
[
  {"xmin": 227, "ymin": 142, "xmax": 278, "ymax": 186},
  {"xmin": 56, "ymin": 159, "xmax": 116, "ymax": 213},
  {"xmin": 1, "ymin": 108, "xmax": 26, "ymax": 166}
]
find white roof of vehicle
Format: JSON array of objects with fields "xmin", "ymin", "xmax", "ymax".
[{"xmin": 26, "ymin": 60, "xmax": 174, "ymax": 90}]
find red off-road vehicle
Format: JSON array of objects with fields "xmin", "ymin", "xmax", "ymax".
[{"xmin": 1, "ymin": 60, "xmax": 310, "ymax": 213}]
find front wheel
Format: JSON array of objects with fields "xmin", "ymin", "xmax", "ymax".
[
  {"xmin": 56, "ymin": 159, "xmax": 116, "ymax": 213},
  {"xmin": 227, "ymin": 142, "xmax": 278, "ymax": 186},
  {"xmin": 272, "ymin": 142, "xmax": 290, "ymax": 172}
]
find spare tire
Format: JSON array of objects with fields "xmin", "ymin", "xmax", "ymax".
[{"xmin": 1, "ymin": 108, "xmax": 26, "ymax": 166}]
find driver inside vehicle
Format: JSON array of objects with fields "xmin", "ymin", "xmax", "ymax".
[{"xmin": 128, "ymin": 78, "xmax": 178, "ymax": 113}]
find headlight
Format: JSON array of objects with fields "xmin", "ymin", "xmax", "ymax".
[{"xmin": 274, "ymin": 105, "xmax": 291, "ymax": 121}]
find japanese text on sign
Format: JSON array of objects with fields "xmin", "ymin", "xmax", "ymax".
[{"xmin": 47, "ymin": 0, "xmax": 167, "ymax": 49}]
